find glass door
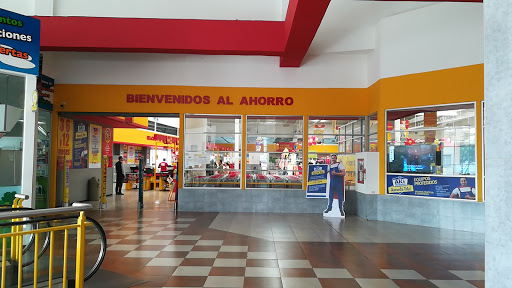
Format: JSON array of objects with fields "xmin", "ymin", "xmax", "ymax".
[{"xmin": 36, "ymin": 109, "xmax": 51, "ymax": 208}]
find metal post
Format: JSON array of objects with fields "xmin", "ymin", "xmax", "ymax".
[{"xmin": 138, "ymin": 157, "xmax": 144, "ymax": 209}]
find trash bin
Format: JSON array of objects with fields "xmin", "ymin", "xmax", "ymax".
[{"xmin": 88, "ymin": 177, "xmax": 100, "ymax": 201}]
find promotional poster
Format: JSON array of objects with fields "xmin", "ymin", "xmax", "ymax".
[
  {"xmin": 89, "ymin": 124, "xmax": 102, "ymax": 168},
  {"xmin": 57, "ymin": 117, "xmax": 73, "ymax": 170},
  {"xmin": 387, "ymin": 175, "xmax": 476, "ymax": 200},
  {"xmin": 306, "ymin": 164, "xmax": 328, "ymax": 198},
  {"xmin": 127, "ymin": 145, "xmax": 135, "ymax": 164},
  {"xmin": 102, "ymin": 127, "xmax": 113, "ymax": 167},
  {"xmin": 73, "ymin": 121, "xmax": 89, "ymax": 169}
]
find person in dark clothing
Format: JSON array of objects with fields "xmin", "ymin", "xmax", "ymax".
[{"xmin": 115, "ymin": 156, "xmax": 125, "ymax": 195}]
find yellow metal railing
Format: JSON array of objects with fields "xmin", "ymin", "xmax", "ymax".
[{"xmin": 0, "ymin": 198, "xmax": 93, "ymax": 288}]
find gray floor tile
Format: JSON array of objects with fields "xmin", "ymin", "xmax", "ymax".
[
  {"xmin": 146, "ymin": 258, "xmax": 183, "ymax": 266},
  {"xmin": 219, "ymin": 246, "xmax": 249, "ymax": 252},
  {"xmin": 245, "ymin": 267, "xmax": 280, "ymax": 277},
  {"xmin": 213, "ymin": 259, "xmax": 247, "ymax": 267},
  {"xmin": 108, "ymin": 244, "xmax": 139, "ymax": 251},
  {"xmin": 281, "ymin": 277, "xmax": 322, "ymax": 288},
  {"xmin": 430, "ymin": 280, "xmax": 480, "ymax": 288},
  {"xmin": 313, "ymin": 268, "xmax": 352, "ymax": 278},
  {"xmin": 278, "ymin": 260, "xmax": 312, "ymax": 268},
  {"xmin": 175, "ymin": 235, "xmax": 201, "ymax": 240},
  {"xmin": 196, "ymin": 240, "xmax": 224, "ymax": 246},
  {"xmin": 173, "ymin": 266, "xmax": 211, "ymax": 276},
  {"xmin": 247, "ymin": 252, "xmax": 277, "ymax": 259},
  {"xmin": 125, "ymin": 251, "xmax": 160, "ymax": 258},
  {"xmin": 204, "ymin": 276, "xmax": 244, "ymax": 288},
  {"xmin": 381, "ymin": 269, "xmax": 426, "ymax": 280},
  {"xmin": 186, "ymin": 251, "xmax": 219, "ymax": 258},
  {"xmin": 449, "ymin": 270, "xmax": 485, "ymax": 280},
  {"xmin": 142, "ymin": 239, "xmax": 173, "ymax": 245},
  {"xmin": 356, "ymin": 279, "xmax": 399, "ymax": 288}
]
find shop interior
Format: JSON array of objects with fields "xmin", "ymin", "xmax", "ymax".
[{"xmin": 54, "ymin": 114, "xmax": 180, "ymax": 205}]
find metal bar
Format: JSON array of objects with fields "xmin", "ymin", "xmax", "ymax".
[
  {"xmin": 34, "ymin": 233, "xmax": 39, "ymax": 288},
  {"xmin": 0, "ymin": 204, "xmax": 92, "ymax": 221},
  {"xmin": 2, "ymin": 238, "xmax": 6, "ymax": 288},
  {"xmin": 63, "ymin": 229, "xmax": 68, "ymax": 288},
  {"xmin": 75, "ymin": 212, "xmax": 86, "ymax": 288},
  {"xmin": 0, "ymin": 223, "xmax": 85, "ymax": 239},
  {"xmin": 49, "ymin": 231, "xmax": 54, "ymax": 288},
  {"xmin": 17, "ymin": 233, "xmax": 22, "ymax": 288}
]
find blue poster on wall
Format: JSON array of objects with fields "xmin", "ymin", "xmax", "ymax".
[
  {"xmin": 73, "ymin": 121, "xmax": 89, "ymax": 169},
  {"xmin": 0, "ymin": 9, "xmax": 40, "ymax": 75},
  {"xmin": 306, "ymin": 164, "xmax": 328, "ymax": 198},
  {"xmin": 386, "ymin": 174, "xmax": 476, "ymax": 200}
]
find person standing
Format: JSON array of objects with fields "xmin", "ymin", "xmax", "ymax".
[
  {"xmin": 159, "ymin": 158, "xmax": 169, "ymax": 173},
  {"xmin": 115, "ymin": 156, "xmax": 125, "ymax": 195},
  {"xmin": 324, "ymin": 154, "xmax": 346, "ymax": 214}
]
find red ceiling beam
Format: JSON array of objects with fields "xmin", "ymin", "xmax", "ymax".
[
  {"xmin": 280, "ymin": 0, "xmax": 331, "ymax": 67},
  {"xmin": 35, "ymin": 17, "xmax": 285, "ymax": 56}
]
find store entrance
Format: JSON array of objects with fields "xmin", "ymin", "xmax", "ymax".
[{"xmin": 54, "ymin": 113, "xmax": 179, "ymax": 206}]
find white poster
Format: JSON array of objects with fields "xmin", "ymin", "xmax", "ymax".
[{"xmin": 127, "ymin": 146, "xmax": 135, "ymax": 164}]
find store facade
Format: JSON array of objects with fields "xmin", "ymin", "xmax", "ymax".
[
  {"xmin": 50, "ymin": 63, "xmax": 484, "ymax": 232},
  {"xmin": 0, "ymin": 9, "xmax": 40, "ymax": 208}
]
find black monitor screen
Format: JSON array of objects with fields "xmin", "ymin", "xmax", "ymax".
[{"xmin": 388, "ymin": 145, "xmax": 436, "ymax": 174}]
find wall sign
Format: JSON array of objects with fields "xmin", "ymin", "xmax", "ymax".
[
  {"xmin": 89, "ymin": 124, "xmax": 101, "ymax": 168},
  {"xmin": 0, "ymin": 9, "xmax": 40, "ymax": 75},
  {"xmin": 126, "ymin": 94, "xmax": 294, "ymax": 106},
  {"xmin": 386, "ymin": 174, "xmax": 476, "ymax": 200}
]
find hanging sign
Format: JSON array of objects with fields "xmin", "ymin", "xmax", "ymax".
[
  {"xmin": 73, "ymin": 121, "xmax": 89, "ymax": 169},
  {"xmin": 88, "ymin": 124, "xmax": 102, "ymax": 168},
  {"xmin": 0, "ymin": 9, "xmax": 40, "ymax": 75}
]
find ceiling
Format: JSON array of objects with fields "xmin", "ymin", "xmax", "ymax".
[{"xmin": 31, "ymin": 0, "xmax": 480, "ymax": 67}]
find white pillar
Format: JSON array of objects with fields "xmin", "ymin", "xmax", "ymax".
[
  {"xmin": 21, "ymin": 74, "xmax": 37, "ymax": 208},
  {"xmin": 484, "ymin": 0, "xmax": 512, "ymax": 286}
]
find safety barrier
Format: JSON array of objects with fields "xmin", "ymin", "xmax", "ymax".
[{"xmin": 0, "ymin": 197, "xmax": 96, "ymax": 288}]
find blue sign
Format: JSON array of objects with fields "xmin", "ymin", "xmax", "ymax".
[
  {"xmin": 386, "ymin": 174, "xmax": 476, "ymax": 200},
  {"xmin": 306, "ymin": 164, "xmax": 328, "ymax": 198},
  {"xmin": 0, "ymin": 9, "xmax": 40, "ymax": 75},
  {"xmin": 73, "ymin": 121, "xmax": 89, "ymax": 169}
]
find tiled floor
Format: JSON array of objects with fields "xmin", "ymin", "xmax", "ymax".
[{"xmin": 84, "ymin": 190, "xmax": 485, "ymax": 288}]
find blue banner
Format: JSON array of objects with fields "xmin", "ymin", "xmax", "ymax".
[
  {"xmin": 73, "ymin": 121, "xmax": 89, "ymax": 169},
  {"xmin": 306, "ymin": 164, "xmax": 328, "ymax": 198},
  {"xmin": 0, "ymin": 9, "xmax": 40, "ymax": 75},
  {"xmin": 387, "ymin": 175, "xmax": 476, "ymax": 200}
]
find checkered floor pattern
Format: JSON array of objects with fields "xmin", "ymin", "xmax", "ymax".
[{"xmin": 91, "ymin": 216, "xmax": 485, "ymax": 288}]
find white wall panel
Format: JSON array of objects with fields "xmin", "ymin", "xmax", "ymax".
[
  {"xmin": 42, "ymin": 52, "xmax": 368, "ymax": 88},
  {"xmin": 53, "ymin": 0, "xmax": 283, "ymax": 21},
  {"xmin": 378, "ymin": 3, "xmax": 483, "ymax": 80}
]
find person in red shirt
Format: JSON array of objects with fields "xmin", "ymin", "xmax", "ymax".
[{"xmin": 159, "ymin": 158, "xmax": 168, "ymax": 173}]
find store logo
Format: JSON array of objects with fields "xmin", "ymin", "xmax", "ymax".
[
  {"xmin": 392, "ymin": 176, "xmax": 408, "ymax": 187},
  {"xmin": 0, "ymin": 44, "xmax": 34, "ymax": 69}
]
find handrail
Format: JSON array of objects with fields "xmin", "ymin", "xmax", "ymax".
[{"xmin": 0, "ymin": 204, "xmax": 93, "ymax": 220}]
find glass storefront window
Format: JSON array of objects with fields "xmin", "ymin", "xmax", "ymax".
[
  {"xmin": 307, "ymin": 116, "xmax": 365, "ymax": 189},
  {"xmin": 386, "ymin": 104, "xmax": 476, "ymax": 176},
  {"xmin": 184, "ymin": 115, "xmax": 242, "ymax": 188},
  {"xmin": 0, "ymin": 73, "xmax": 25, "ymax": 205},
  {"xmin": 369, "ymin": 112, "xmax": 378, "ymax": 152},
  {"xmin": 246, "ymin": 116, "xmax": 303, "ymax": 189}
]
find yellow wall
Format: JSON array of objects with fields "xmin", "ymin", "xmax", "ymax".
[
  {"xmin": 50, "ymin": 64, "xmax": 484, "ymax": 202},
  {"xmin": 374, "ymin": 64, "xmax": 484, "ymax": 200}
]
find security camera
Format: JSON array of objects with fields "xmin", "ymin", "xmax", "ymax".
[{"xmin": 60, "ymin": 102, "xmax": 66, "ymax": 108}]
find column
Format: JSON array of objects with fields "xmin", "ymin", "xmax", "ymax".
[{"xmin": 484, "ymin": 0, "xmax": 512, "ymax": 286}]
